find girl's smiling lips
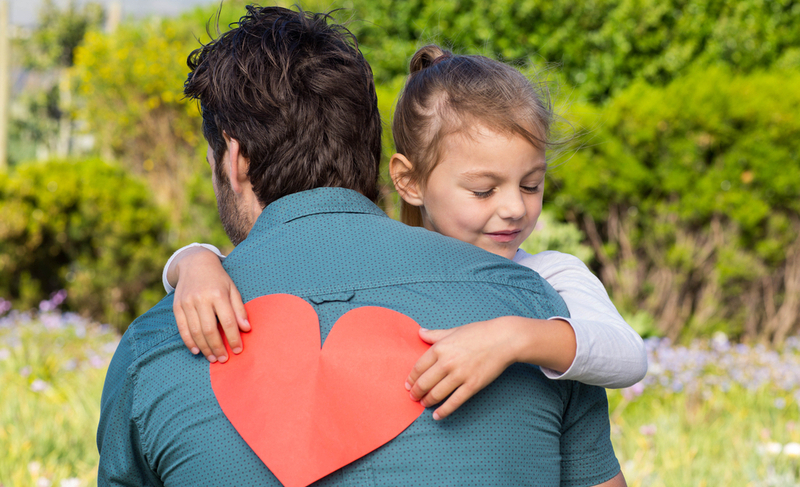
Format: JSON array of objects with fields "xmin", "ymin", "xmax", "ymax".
[{"xmin": 485, "ymin": 230, "xmax": 521, "ymax": 243}]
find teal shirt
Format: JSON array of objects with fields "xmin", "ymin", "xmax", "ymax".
[{"xmin": 97, "ymin": 187, "xmax": 619, "ymax": 486}]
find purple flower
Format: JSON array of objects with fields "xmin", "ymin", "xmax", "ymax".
[
  {"xmin": 40, "ymin": 313, "xmax": 63, "ymax": 330},
  {"xmin": 38, "ymin": 290, "xmax": 68, "ymax": 312},
  {"xmin": 30, "ymin": 379, "xmax": 49, "ymax": 392},
  {"xmin": 621, "ymin": 381, "xmax": 645, "ymax": 400},
  {"xmin": 89, "ymin": 355, "xmax": 106, "ymax": 369},
  {"xmin": 0, "ymin": 298, "xmax": 11, "ymax": 315},
  {"xmin": 639, "ymin": 424, "xmax": 657, "ymax": 436},
  {"xmin": 51, "ymin": 289, "xmax": 67, "ymax": 306}
]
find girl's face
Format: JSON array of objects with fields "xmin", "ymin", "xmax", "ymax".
[{"xmin": 415, "ymin": 127, "xmax": 546, "ymax": 259}]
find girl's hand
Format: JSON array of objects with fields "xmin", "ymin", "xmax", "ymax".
[
  {"xmin": 171, "ymin": 247, "xmax": 250, "ymax": 363},
  {"xmin": 405, "ymin": 316, "xmax": 576, "ymax": 420},
  {"xmin": 405, "ymin": 318, "xmax": 521, "ymax": 420}
]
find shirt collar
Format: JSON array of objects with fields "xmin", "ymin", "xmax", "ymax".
[{"xmin": 255, "ymin": 187, "xmax": 388, "ymax": 230}]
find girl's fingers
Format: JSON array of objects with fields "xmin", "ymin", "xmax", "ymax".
[
  {"xmin": 409, "ymin": 362, "xmax": 447, "ymax": 402},
  {"xmin": 419, "ymin": 373, "xmax": 461, "ymax": 409},
  {"xmin": 432, "ymin": 384, "xmax": 477, "ymax": 420},
  {"xmin": 184, "ymin": 305, "xmax": 215, "ymax": 362},
  {"xmin": 214, "ymin": 299, "xmax": 242, "ymax": 356},
  {"xmin": 418, "ymin": 327, "xmax": 453, "ymax": 344},
  {"xmin": 230, "ymin": 286, "xmax": 250, "ymax": 333},
  {"xmin": 198, "ymin": 304, "xmax": 227, "ymax": 363},
  {"xmin": 173, "ymin": 303, "xmax": 199, "ymax": 354},
  {"xmin": 406, "ymin": 349, "xmax": 438, "ymax": 396}
]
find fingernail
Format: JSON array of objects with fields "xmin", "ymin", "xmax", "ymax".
[
  {"xmin": 432, "ymin": 412, "xmax": 441, "ymax": 420},
  {"xmin": 420, "ymin": 328, "xmax": 428, "ymax": 332},
  {"xmin": 191, "ymin": 347, "xmax": 200, "ymax": 355},
  {"xmin": 405, "ymin": 381, "xmax": 411, "ymax": 391},
  {"xmin": 218, "ymin": 355, "xmax": 228, "ymax": 363},
  {"xmin": 244, "ymin": 319, "xmax": 251, "ymax": 328},
  {"xmin": 208, "ymin": 355, "xmax": 217, "ymax": 363},
  {"xmin": 410, "ymin": 393, "xmax": 418, "ymax": 402},
  {"xmin": 233, "ymin": 347, "xmax": 243, "ymax": 354}
]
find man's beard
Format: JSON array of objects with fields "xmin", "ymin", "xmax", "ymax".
[{"xmin": 214, "ymin": 169, "xmax": 251, "ymax": 246}]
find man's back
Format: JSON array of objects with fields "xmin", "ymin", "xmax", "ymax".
[{"xmin": 98, "ymin": 188, "xmax": 618, "ymax": 486}]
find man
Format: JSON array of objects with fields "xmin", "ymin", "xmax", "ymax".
[{"xmin": 97, "ymin": 5, "xmax": 625, "ymax": 486}]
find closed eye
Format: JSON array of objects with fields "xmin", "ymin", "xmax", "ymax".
[
  {"xmin": 472, "ymin": 189, "xmax": 495, "ymax": 198},
  {"xmin": 521, "ymin": 185, "xmax": 541, "ymax": 193}
]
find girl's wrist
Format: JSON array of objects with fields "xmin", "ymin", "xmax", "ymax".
[
  {"xmin": 504, "ymin": 316, "xmax": 576, "ymax": 372},
  {"xmin": 167, "ymin": 246, "xmax": 220, "ymax": 287}
]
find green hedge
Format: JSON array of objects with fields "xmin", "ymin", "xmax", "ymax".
[
  {"xmin": 0, "ymin": 159, "xmax": 172, "ymax": 330},
  {"xmin": 313, "ymin": 0, "xmax": 800, "ymax": 100},
  {"xmin": 549, "ymin": 66, "xmax": 800, "ymax": 342}
]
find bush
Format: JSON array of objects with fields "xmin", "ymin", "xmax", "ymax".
[
  {"xmin": 0, "ymin": 159, "xmax": 172, "ymax": 331},
  {"xmin": 549, "ymin": 66, "xmax": 800, "ymax": 342},
  {"xmin": 520, "ymin": 209, "xmax": 594, "ymax": 264},
  {"xmin": 312, "ymin": 0, "xmax": 800, "ymax": 100}
]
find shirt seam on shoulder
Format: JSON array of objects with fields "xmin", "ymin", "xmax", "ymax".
[
  {"xmin": 282, "ymin": 209, "xmax": 388, "ymax": 224},
  {"xmin": 294, "ymin": 275, "xmax": 546, "ymax": 298}
]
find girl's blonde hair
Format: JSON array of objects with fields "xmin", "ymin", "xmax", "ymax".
[{"xmin": 392, "ymin": 45, "xmax": 556, "ymax": 226}]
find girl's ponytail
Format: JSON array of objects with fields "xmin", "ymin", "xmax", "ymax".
[{"xmin": 409, "ymin": 45, "xmax": 451, "ymax": 75}]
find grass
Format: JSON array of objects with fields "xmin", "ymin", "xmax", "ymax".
[
  {"xmin": 610, "ymin": 387, "xmax": 800, "ymax": 486},
  {"xmin": 1, "ymin": 308, "xmax": 799, "ymax": 486},
  {"xmin": 0, "ymin": 311, "xmax": 117, "ymax": 487}
]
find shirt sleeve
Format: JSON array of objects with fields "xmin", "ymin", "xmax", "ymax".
[
  {"xmin": 162, "ymin": 243, "xmax": 227, "ymax": 294},
  {"xmin": 514, "ymin": 249, "xmax": 648, "ymax": 388},
  {"xmin": 96, "ymin": 332, "xmax": 159, "ymax": 486},
  {"xmin": 559, "ymin": 382, "xmax": 621, "ymax": 487}
]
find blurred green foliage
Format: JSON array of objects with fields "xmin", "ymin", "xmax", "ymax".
[
  {"xmin": 520, "ymin": 209, "xmax": 594, "ymax": 264},
  {"xmin": 71, "ymin": 2, "xmax": 249, "ymax": 246},
  {"xmin": 0, "ymin": 160, "xmax": 171, "ymax": 331},
  {"xmin": 8, "ymin": 1, "xmax": 105, "ymax": 166},
  {"xmin": 550, "ymin": 67, "xmax": 800, "ymax": 341},
  {"xmin": 20, "ymin": 0, "xmax": 105, "ymax": 69},
  {"xmin": 312, "ymin": 0, "xmax": 800, "ymax": 100}
]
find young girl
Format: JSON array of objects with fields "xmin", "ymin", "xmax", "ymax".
[{"xmin": 164, "ymin": 45, "xmax": 647, "ymax": 421}]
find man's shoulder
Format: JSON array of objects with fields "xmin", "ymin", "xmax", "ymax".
[
  {"xmin": 399, "ymin": 228, "xmax": 552, "ymax": 292},
  {"xmin": 120, "ymin": 294, "xmax": 181, "ymax": 359}
]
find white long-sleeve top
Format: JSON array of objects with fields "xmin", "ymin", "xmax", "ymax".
[
  {"xmin": 513, "ymin": 249, "xmax": 647, "ymax": 388},
  {"xmin": 163, "ymin": 244, "xmax": 647, "ymax": 389}
]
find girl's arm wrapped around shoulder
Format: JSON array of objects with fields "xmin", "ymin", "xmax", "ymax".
[{"xmin": 515, "ymin": 249, "xmax": 648, "ymax": 389}]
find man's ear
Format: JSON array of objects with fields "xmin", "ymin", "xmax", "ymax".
[
  {"xmin": 224, "ymin": 132, "xmax": 250, "ymax": 194},
  {"xmin": 389, "ymin": 153, "xmax": 424, "ymax": 207}
]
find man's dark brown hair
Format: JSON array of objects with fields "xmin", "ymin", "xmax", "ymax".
[{"xmin": 184, "ymin": 5, "xmax": 382, "ymax": 207}]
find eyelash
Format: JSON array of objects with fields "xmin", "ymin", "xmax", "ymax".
[
  {"xmin": 472, "ymin": 190, "xmax": 494, "ymax": 198},
  {"xmin": 473, "ymin": 185, "xmax": 540, "ymax": 198}
]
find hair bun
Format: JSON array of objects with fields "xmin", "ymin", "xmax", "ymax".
[{"xmin": 409, "ymin": 44, "xmax": 452, "ymax": 74}]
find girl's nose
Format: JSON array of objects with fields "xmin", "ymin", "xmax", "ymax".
[{"xmin": 497, "ymin": 190, "xmax": 527, "ymax": 220}]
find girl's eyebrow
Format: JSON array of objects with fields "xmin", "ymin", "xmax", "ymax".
[
  {"xmin": 460, "ymin": 170, "xmax": 501, "ymax": 181},
  {"xmin": 460, "ymin": 164, "xmax": 547, "ymax": 182}
]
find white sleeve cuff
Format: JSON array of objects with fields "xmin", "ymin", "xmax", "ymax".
[{"xmin": 162, "ymin": 243, "xmax": 226, "ymax": 294}]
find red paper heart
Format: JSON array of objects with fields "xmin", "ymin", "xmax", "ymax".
[{"xmin": 210, "ymin": 294, "xmax": 429, "ymax": 487}]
